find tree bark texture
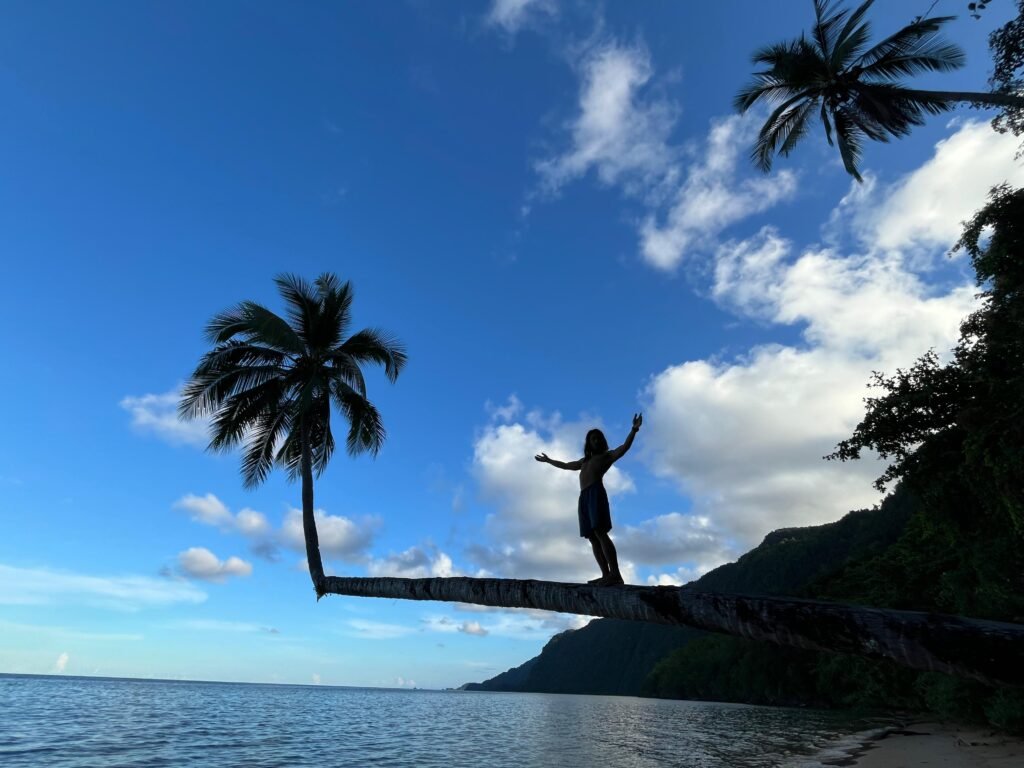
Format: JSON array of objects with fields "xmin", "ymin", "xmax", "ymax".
[
  {"xmin": 300, "ymin": 418, "xmax": 325, "ymax": 588},
  {"xmin": 320, "ymin": 575, "xmax": 1024, "ymax": 688}
]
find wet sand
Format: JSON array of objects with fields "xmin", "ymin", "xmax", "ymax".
[{"xmin": 849, "ymin": 722, "xmax": 1024, "ymax": 767}]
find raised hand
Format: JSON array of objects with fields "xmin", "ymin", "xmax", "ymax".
[
  {"xmin": 534, "ymin": 453, "xmax": 550, "ymax": 463},
  {"xmin": 632, "ymin": 413, "xmax": 643, "ymax": 431}
]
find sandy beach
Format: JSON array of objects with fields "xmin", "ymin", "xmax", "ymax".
[{"xmin": 843, "ymin": 722, "xmax": 1024, "ymax": 767}]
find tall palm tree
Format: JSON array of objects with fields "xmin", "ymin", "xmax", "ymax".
[
  {"xmin": 736, "ymin": 0, "xmax": 1024, "ymax": 180},
  {"xmin": 179, "ymin": 273, "xmax": 406, "ymax": 593}
]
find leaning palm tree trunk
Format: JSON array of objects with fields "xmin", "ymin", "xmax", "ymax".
[
  {"xmin": 319, "ymin": 575, "xmax": 1024, "ymax": 688},
  {"xmin": 902, "ymin": 88, "xmax": 1024, "ymax": 108}
]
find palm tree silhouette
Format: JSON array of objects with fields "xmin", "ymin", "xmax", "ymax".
[
  {"xmin": 179, "ymin": 273, "xmax": 406, "ymax": 593},
  {"xmin": 736, "ymin": 0, "xmax": 1024, "ymax": 181}
]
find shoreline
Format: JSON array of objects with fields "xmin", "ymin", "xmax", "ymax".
[{"xmin": 810, "ymin": 721, "xmax": 1024, "ymax": 767}]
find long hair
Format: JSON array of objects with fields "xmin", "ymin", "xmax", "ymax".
[{"xmin": 583, "ymin": 428, "xmax": 609, "ymax": 461}]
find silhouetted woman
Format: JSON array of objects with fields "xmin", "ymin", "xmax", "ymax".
[{"xmin": 535, "ymin": 413, "xmax": 642, "ymax": 585}]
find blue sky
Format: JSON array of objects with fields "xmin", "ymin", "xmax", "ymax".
[{"xmin": 2, "ymin": 0, "xmax": 1022, "ymax": 689}]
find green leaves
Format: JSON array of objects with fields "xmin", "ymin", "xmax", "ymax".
[
  {"xmin": 180, "ymin": 272, "xmax": 406, "ymax": 488},
  {"xmin": 736, "ymin": 1, "xmax": 973, "ymax": 180}
]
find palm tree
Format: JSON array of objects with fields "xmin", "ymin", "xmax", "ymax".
[
  {"xmin": 179, "ymin": 273, "xmax": 406, "ymax": 593},
  {"xmin": 317, "ymin": 574, "xmax": 1024, "ymax": 687},
  {"xmin": 736, "ymin": 0, "xmax": 1024, "ymax": 180}
]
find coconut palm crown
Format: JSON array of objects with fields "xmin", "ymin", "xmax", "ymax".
[
  {"xmin": 736, "ymin": 0, "xmax": 1024, "ymax": 181},
  {"xmin": 179, "ymin": 273, "xmax": 406, "ymax": 591}
]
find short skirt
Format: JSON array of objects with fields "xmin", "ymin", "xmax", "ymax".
[{"xmin": 578, "ymin": 482, "xmax": 612, "ymax": 538}]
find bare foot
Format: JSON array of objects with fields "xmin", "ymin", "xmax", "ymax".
[
  {"xmin": 587, "ymin": 576, "xmax": 606, "ymax": 585},
  {"xmin": 604, "ymin": 574, "xmax": 624, "ymax": 586}
]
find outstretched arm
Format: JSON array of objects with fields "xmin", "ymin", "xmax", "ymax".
[
  {"xmin": 608, "ymin": 413, "xmax": 642, "ymax": 462},
  {"xmin": 535, "ymin": 453, "xmax": 583, "ymax": 471}
]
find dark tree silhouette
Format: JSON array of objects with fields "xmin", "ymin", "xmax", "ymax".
[
  {"xmin": 736, "ymin": 0, "xmax": 1024, "ymax": 180},
  {"xmin": 180, "ymin": 273, "xmax": 406, "ymax": 591}
]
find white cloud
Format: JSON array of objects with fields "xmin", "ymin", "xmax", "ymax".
[
  {"xmin": 280, "ymin": 508, "xmax": 377, "ymax": 562},
  {"xmin": 176, "ymin": 548, "xmax": 253, "ymax": 582},
  {"xmin": 616, "ymin": 513, "xmax": 731, "ymax": 568},
  {"xmin": 53, "ymin": 652, "xmax": 69, "ymax": 674},
  {"xmin": 536, "ymin": 40, "xmax": 678, "ymax": 198},
  {"xmin": 486, "ymin": 0, "xmax": 556, "ymax": 35},
  {"xmin": 459, "ymin": 620, "xmax": 489, "ymax": 637},
  {"xmin": 120, "ymin": 390, "xmax": 209, "ymax": 447},
  {"xmin": 848, "ymin": 120, "xmax": 1024, "ymax": 253},
  {"xmin": 0, "ymin": 563, "xmax": 206, "ymax": 611},
  {"xmin": 393, "ymin": 676, "xmax": 416, "ymax": 688},
  {"xmin": 311, "ymin": 673, "xmax": 321, "ymax": 685},
  {"xmin": 639, "ymin": 115, "xmax": 797, "ymax": 271},
  {"xmin": 535, "ymin": 38, "xmax": 795, "ymax": 271},
  {"xmin": 366, "ymin": 545, "xmax": 459, "ymax": 578},
  {"xmin": 174, "ymin": 493, "xmax": 234, "ymax": 528},
  {"xmin": 173, "ymin": 494, "xmax": 374, "ymax": 564},
  {"xmin": 644, "ymin": 222, "xmax": 976, "ymax": 547}
]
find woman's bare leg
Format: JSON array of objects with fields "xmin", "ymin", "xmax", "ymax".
[
  {"xmin": 588, "ymin": 534, "xmax": 610, "ymax": 581},
  {"xmin": 595, "ymin": 531, "xmax": 622, "ymax": 583}
]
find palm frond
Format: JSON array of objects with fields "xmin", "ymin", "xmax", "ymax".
[
  {"xmin": 751, "ymin": 88, "xmax": 820, "ymax": 171},
  {"xmin": 338, "ymin": 328, "xmax": 408, "ymax": 383},
  {"xmin": 820, "ymin": 101, "xmax": 835, "ymax": 146},
  {"xmin": 204, "ymin": 302, "xmax": 303, "ymax": 355},
  {"xmin": 833, "ymin": 108, "xmax": 866, "ymax": 181},
  {"xmin": 327, "ymin": 352, "xmax": 368, "ymax": 397},
  {"xmin": 331, "ymin": 380, "xmax": 386, "ymax": 457},
  {"xmin": 313, "ymin": 274, "xmax": 354, "ymax": 351},
  {"xmin": 208, "ymin": 378, "xmax": 287, "ymax": 455},
  {"xmin": 179, "ymin": 344, "xmax": 286, "ymax": 419},
  {"xmin": 859, "ymin": 39, "xmax": 966, "ymax": 81},
  {"xmin": 830, "ymin": 0, "xmax": 874, "ymax": 71},
  {"xmin": 274, "ymin": 273, "xmax": 318, "ymax": 347},
  {"xmin": 854, "ymin": 15, "xmax": 959, "ymax": 72},
  {"xmin": 854, "ymin": 83, "xmax": 957, "ymax": 134},
  {"xmin": 811, "ymin": 0, "xmax": 848, "ymax": 61},
  {"xmin": 240, "ymin": 404, "xmax": 294, "ymax": 489}
]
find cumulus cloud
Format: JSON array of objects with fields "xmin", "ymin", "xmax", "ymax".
[
  {"xmin": 120, "ymin": 390, "xmax": 209, "ymax": 447},
  {"xmin": 535, "ymin": 38, "xmax": 795, "ymax": 271},
  {"xmin": 486, "ymin": 0, "xmax": 556, "ymax": 35},
  {"xmin": 280, "ymin": 508, "xmax": 378, "ymax": 562},
  {"xmin": 53, "ymin": 652, "xmax": 69, "ymax": 674},
  {"xmin": 616, "ymin": 513, "xmax": 731, "ymax": 569},
  {"xmin": 174, "ymin": 493, "xmax": 234, "ymax": 528},
  {"xmin": 366, "ymin": 544, "xmax": 458, "ymax": 578},
  {"xmin": 848, "ymin": 121, "xmax": 1024, "ymax": 253},
  {"xmin": 176, "ymin": 548, "xmax": 253, "ymax": 582},
  {"xmin": 0, "ymin": 563, "xmax": 206, "ymax": 611},
  {"xmin": 643, "ymin": 220, "xmax": 976, "ymax": 547},
  {"xmin": 173, "ymin": 494, "xmax": 375, "ymax": 564},
  {"xmin": 459, "ymin": 620, "xmax": 489, "ymax": 637}
]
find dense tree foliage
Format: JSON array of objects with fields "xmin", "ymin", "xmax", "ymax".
[
  {"xmin": 646, "ymin": 188, "xmax": 1024, "ymax": 732},
  {"xmin": 986, "ymin": 0, "xmax": 1024, "ymax": 150}
]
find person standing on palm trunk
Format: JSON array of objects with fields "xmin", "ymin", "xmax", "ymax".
[{"xmin": 535, "ymin": 413, "xmax": 642, "ymax": 586}]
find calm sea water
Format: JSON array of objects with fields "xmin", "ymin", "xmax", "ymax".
[{"xmin": 0, "ymin": 674, "xmax": 884, "ymax": 767}]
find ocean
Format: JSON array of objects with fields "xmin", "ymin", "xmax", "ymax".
[{"xmin": 0, "ymin": 674, "xmax": 885, "ymax": 767}]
